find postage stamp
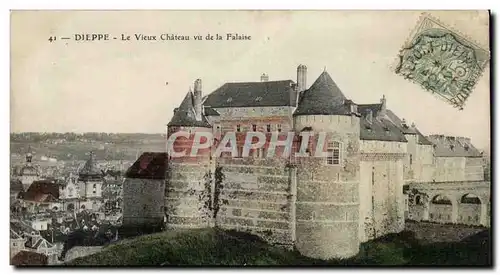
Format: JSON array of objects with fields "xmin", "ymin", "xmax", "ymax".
[{"xmin": 394, "ymin": 13, "xmax": 490, "ymax": 110}]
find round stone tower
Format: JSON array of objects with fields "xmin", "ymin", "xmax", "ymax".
[
  {"xmin": 293, "ymin": 70, "xmax": 361, "ymax": 259},
  {"xmin": 165, "ymin": 79, "xmax": 214, "ymax": 229}
]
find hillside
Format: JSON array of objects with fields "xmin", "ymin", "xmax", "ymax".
[
  {"xmin": 67, "ymin": 227, "xmax": 491, "ymax": 266},
  {"xmin": 10, "ymin": 132, "xmax": 166, "ymax": 162}
]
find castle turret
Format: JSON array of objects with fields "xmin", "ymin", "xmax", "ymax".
[
  {"xmin": 165, "ymin": 84, "xmax": 213, "ymax": 229},
  {"xmin": 293, "ymin": 70, "xmax": 361, "ymax": 259}
]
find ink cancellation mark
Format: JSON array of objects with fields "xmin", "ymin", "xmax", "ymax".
[{"xmin": 394, "ymin": 14, "xmax": 489, "ymax": 110}]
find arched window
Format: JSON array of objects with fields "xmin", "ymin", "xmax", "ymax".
[
  {"xmin": 326, "ymin": 141, "xmax": 341, "ymax": 165},
  {"xmin": 415, "ymin": 195, "xmax": 422, "ymax": 205}
]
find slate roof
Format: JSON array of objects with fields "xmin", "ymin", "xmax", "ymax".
[
  {"xmin": 25, "ymin": 236, "xmax": 53, "ymax": 250},
  {"xmin": 204, "ymin": 106, "xmax": 220, "ymax": 116},
  {"xmin": 168, "ymin": 91, "xmax": 212, "ymax": 128},
  {"xmin": 203, "ymin": 80, "xmax": 297, "ymax": 108},
  {"xmin": 294, "ymin": 71, "xmax": 351, "ymax": 116},
  {"xmin": 360, "ymin": 116, "xmax": 408, "ymax": 142},
  {"xmin": 79, "ymin": 152, "xmax": 103, "ymax": 181},
  {"xmin": 125, "ymin": 152, "xmax": 168, "ymax": 180},
  {"xmin": 11, "ymin": 220, "xmax": 39, "ymax": 236},
  {"xmin": 11, "ymin": 251, "xmax": 48, "ymax": 266},
  {"xmin": 427, "ymin": 135, "xmax": 482, "ymax": 157},
  {"xmin": 385, "ymin": 109, "xmax": 433, "ymax": 145},
  {"xmin": 19, "ymin": 180, "xmax": 60, "ymax": 202},
  {"xmin": 385, "ymin": 110, "xmax": 418, "ymax": 135}
]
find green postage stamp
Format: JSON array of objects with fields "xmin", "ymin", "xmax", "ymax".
[{"xmin": 395, "ymin": 13, "xmax": 490, "ymax": 110}]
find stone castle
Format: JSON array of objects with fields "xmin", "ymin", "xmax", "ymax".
[{"xmin": 122, "ymin": 65, "xmax": 485, "ymax": 260}]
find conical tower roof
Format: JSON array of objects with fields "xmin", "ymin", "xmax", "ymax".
[
  {"xmin": 294, "ymin": 71, "xmax": 351, "ymax": 116},
  {"xmin": 167, "ymin": 90, "xmax": 211, "ymax": 128},
  {"xmin": 78, "ymin": 151, "xmax": 102, "ymax": 181}
]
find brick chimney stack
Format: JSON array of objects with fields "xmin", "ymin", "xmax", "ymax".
[
  {"xmin": 260, "ymin": 73, "xmax": 269, "ymax": 82},
  {"xmin": 297, "ymin": 65, "xmax": 307, "ymax": 93},
  {"xmin": 194, "ymin": 79, "xmax": 202, "ymax": 121}
]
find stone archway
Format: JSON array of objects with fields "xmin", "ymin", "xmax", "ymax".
[
  {"xmin": 458, "ymin": 193, "xmax": 482, "ymax": 225},
  {"xmin": 429, "ymin": 194, "xmax": 455, "ymax": 223}
]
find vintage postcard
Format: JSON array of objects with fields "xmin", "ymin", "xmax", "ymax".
[{"xmin": 10, "ymin": 10, "xmax": 491, "ymax": 266}]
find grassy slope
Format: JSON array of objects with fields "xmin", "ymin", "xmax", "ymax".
[{"xmin": 68, "ymin": 228, "xmax": 491, "ymax": 266}]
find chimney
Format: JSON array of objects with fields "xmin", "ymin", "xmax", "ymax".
[
  {"xmin": 379, "ymin": 95, "xmax": 387, "ymax": 117},
  {"xmin": 366, "ymin": 109, "xmax": 373, "ymax": 124},
  {"xmin": 193, "ymin": 79, "xmax": 202, "ymax": 121},
  {"xmin": 297, "ymin": 65, "xmax": 307, "ymax": 92},
  {"xmin": 260, "ymin": 73, "xmax": 269, "ymax": 82},
  {"xmin": 402, "ymin": 118, "xmax": 408, "ymax": 128},
  {"xmin": 411, "ymin": 122, "xmax": 416, "ymax": 128}
]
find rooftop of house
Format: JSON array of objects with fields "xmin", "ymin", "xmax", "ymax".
[
  {"xmin": 203, "ymin": 80, "xmax": 297, "ymax": 108},
  {"xmin": 25, "ymin": 235, "xmax": 54, "ymax": 250},
  {"xmin": 125, "ymin": 152, "xmax": 168, "ymax": 180},
  {"xmin": 11, "ymin": 220, "xmax": 39, "ymax": 237},
  {"xmin": 427, "ymin": 135, "xmax": 483, "ymax": 157},
  {"xmin": 11, "ymin": 250, "xmax": 48, "ymax": 266},
  {"xmin": 18, "ymin": 180, "xmax": 60, "ymax": 203}
]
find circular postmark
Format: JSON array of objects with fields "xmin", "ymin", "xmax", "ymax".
[{"xmin": 396, "ymin": 30, "xmax": 482, "ymax": 108}]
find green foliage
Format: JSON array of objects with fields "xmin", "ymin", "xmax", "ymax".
[
  {"xmin": 67, "ymin": 228, "xmax": 490, "ymax": 266},
  {"xmin": 212, "ymin": 166, "xmax": 226, "ymax": 220}
]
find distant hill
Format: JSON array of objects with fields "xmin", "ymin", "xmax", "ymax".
[{"xmin": 10, "ymin": 132, "xmax": 166, "ymax": 161}]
